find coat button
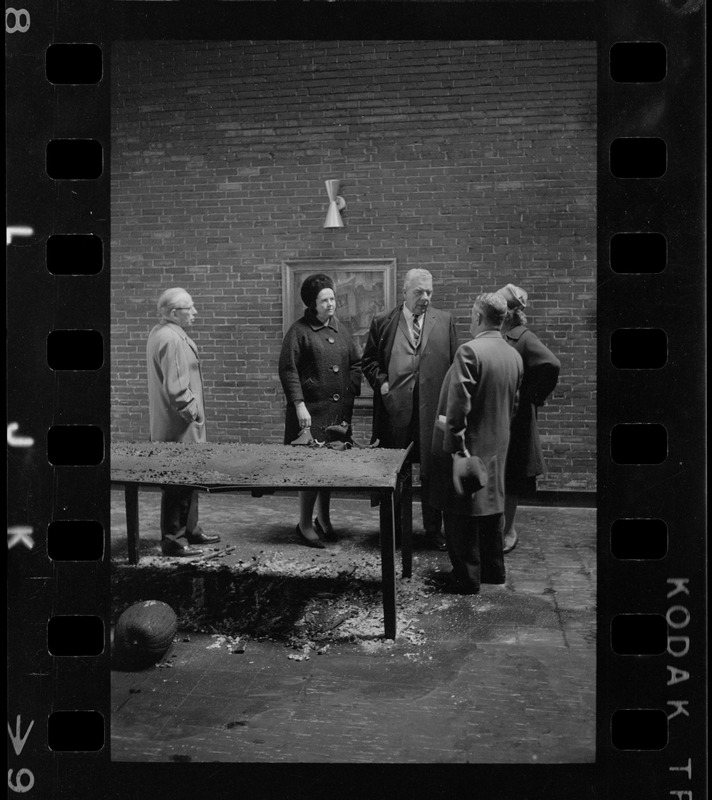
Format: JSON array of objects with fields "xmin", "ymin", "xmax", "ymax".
[
  {"xmin": 332, "ymin": 365, "xmax": 340, "ymax": 373},
  {"xmin": 332, "ymin": 393, "xmax": 340, "ymax": 401},
  {"xmin": 327, "ymin": 337, "xmax": 335, "ymax": 343}
]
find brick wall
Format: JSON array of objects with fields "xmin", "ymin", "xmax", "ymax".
[{"xmin": 111, "ymin": 40, "xmax": 596, "ymax": 491}]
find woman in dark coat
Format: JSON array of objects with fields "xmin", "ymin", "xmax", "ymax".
[
  {"xmin": 278, "ymin": 274, "xmax": 362, "ymax": 547},
  {"xmin": 497, "ymin": 284, "xmax": 561, "ymax": 554}
]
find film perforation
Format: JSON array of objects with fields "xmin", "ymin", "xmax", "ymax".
[
  {"xmin": 47, "ymin": 615, "xmax": 105, "ymax": 657},
  {"xmin": 47, "ymin": 521, "xmax": 105, "ymax": 562},
  {"xmin": 610, "ymin": 518, "xmax": 668, "ymax": 561},
  {"xmin": 46, "ymin": 139, "xmax": 103, "ymax": 181},
  {"xmin": 47, "ymin": 330, "xmax": 104, "ymax": 371},
  {"xmin": 611, "ymin": 613, "xmax": 667, "ymax": 655},
  {"xmin": 610, "ymin": 328, "xmax": 668, "ymax": 370},
  {"xmin": 609, "ymin": 232, "xmax": 668, "ymax": 274},
  {"xmin": 609, "ymin": 137, "xmax": 668, "ymax": 179},
  {"xmin": 47, "ymin": 710, "xmax": 104, "ymax": 752},
  {"xmin": 46, "ymin": 43, "xmax": 103, "ymax": 85},
  {"xmin": 611, "ymin": 708, "xmax": 669, "ymax": 750},
  {"xmin": 610, "ymin": 41, "xmax": 667, "ymax": 84},
  {"xmin": 610, "ymin": 423, "xmax": 668, "ymax": 465},
  {"xmin": 46, "ymin": 233, "xmax": 104, "ymax": 276},
  {"xmin": 47, "ymin": 425, "xmax": 104, "ymax": 466}
]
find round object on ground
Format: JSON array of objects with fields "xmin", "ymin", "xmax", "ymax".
[{"xmin": 114, "ymin": 600, "xmax": 177, "ymax": 669}]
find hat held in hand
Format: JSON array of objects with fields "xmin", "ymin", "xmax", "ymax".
[
  {"xmin": 452, "ymin": 453, "xmax": 488, "ymax": 497},
  {"xmin": 496, "ymin": 283, "xmax": 528, "ymax": 309}
]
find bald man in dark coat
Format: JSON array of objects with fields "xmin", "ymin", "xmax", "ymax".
[{"xmin": 430, "ymin": 293, "xmax": 523, "ymax": 593}]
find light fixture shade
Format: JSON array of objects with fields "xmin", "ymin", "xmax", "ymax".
[{"xmin": 324, "ymin": 179, "xmax": 346, "ymax": 228}]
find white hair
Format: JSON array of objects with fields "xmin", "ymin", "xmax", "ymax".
[
  {"xmin": 402, "ymin": 268, "xmax": 433, "ymax": 291},
  {"xmin": 473, "ymin": 292, "xmax": 507, "ymax": 327},
  {"xmin": 157, "ymin": 287, "xmax": 190, "ymax": 317}
]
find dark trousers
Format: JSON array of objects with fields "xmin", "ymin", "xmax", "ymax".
[
  {"xmin": 443, "ymin": 512, "xmax": 506, "ymax": 591},
  {"xmin": 388, "ymin": 389, "xmax": 442, "ymax": 538},
  {"xmin": 419, "ymin": 476, "xmax": 443, "ymax": 536},
  {"xmin": 160, "ymin": 487, "xmax": 203, "ymax": 545}
]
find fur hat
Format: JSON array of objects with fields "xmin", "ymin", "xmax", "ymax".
[
  {"xmin": 300, "ymin": 273, "xmax": 335, "ymax": 309},
  {"xmin": 497, "ymin": 283, "xmax": 528, "ymax": 309}
]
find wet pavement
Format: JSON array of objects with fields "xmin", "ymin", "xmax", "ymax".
[{"xmin": 110, "ymin": 489, "xmax": 596, "ymax": 763}]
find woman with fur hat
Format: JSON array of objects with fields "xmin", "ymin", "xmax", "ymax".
[
  {"xmin": 278, "ymin": 273, "xmax": 362, "ymax": 547},
  {"xmin": 497, "ymin": 284, "xmax": 561, "ymax": 555}
]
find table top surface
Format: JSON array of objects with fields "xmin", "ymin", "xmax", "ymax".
[{"xmin": 110, "ymin": 441, "xmax": 411, "ymax": 491}]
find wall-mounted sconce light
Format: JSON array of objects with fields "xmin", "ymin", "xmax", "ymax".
[{"xmin": 324, "ymin": 179, "xmax": 346, "ymax": 228}]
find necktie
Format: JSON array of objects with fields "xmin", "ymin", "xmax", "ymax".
[{"xmin": 412, "ymin": 314, "xmax": 421, "ymax": 347}]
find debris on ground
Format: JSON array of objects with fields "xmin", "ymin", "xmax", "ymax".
[
  {"xmin": 112, "ymin": 539, "xmax": 460, "ymax": 654},
  {"xmin": 206, "ymin": 634, "xmax": 244, "ymax": 652},
  {"xmin": 287, "ymin": 645, "xmax": 312, "ymax": 662}
]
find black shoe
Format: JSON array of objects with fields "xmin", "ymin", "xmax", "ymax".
[
  {"xmin": 161, "ymin": 542, "xmax": 204, "ymax": 557},
  {"xmin": 503, "ymin": 531, "xmax": 518, "ymax": 555},
  {"xmin": 424, "ymin": 532, "xmax": 448, "ymax": 551},
  {"xmin": 296, "ymin": 524, "xmax": 325, "ymax": 549},
  {"xmin": 187, "ymin": 532, "xmax": 221, "ymax": 545},
  {"xmin": 314, "ymin": 518, "xmax": 338, "ymax": 542},
  {"xmin": 429, "ymin": 571, "xmax": 479, "ymax": 595}
]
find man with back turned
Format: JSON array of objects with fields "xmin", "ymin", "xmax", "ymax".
[{"xmin": 430, "ymin": 292, "xmax": 523, "ymax": 593}]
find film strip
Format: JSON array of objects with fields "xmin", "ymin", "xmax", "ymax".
[
  {"xmin": 599, "ymin": 1, "xmax": 705, "ymax": 796},
  {"xmin": 6, "ymin": 1, "xmax": 705, "ymax": 797}
]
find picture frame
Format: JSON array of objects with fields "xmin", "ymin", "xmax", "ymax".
[{"xmin": 282, "ymin": 258, "xmax": 398, "ymax": 402}]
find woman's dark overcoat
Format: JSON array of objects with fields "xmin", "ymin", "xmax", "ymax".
[
  {"xmin": 278, "ymin": 312, "xmax": 362, "ymax": 443},
  {"xmin": 502, "ymin": 325, "xmax": 560, "ymax": 490}
]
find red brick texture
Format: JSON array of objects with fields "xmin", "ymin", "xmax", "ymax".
[{"xmin": 111, "ymin": 40, "xmax": 596, "ymax": 492}]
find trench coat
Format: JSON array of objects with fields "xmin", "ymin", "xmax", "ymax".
[
  {"xmin": 146, "ymin": 320, "xmax": 207, "ymax": 443},
  {"xmin": 362, "ymin": 305, "xmax": 458, "ymax": 477},
  {"xmin": 278, "ymin": 313, "xmax": 362, "ymax": 443},
  {"xmin": 430, "ymin": 331, "xmax": 523, "ymax": 516},
  {"xmin": 503, "ymin": 325, "xmax": 560, "ymax": 484}
]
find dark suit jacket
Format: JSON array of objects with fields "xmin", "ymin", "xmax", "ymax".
[
  {"xmin": 430, "ymin": 331, "xmax": 523, "ymax": 516},
  {"xmin": 363, "ymin": 305, "xmax": 458, "ymax": 477}
]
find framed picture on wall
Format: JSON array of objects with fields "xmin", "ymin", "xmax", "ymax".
[{"xmin": 282, "ymin": 258, "xmax": 397, "ymax": 402}]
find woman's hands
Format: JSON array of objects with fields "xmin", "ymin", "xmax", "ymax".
[{"xmin": 295, "ymin": 401, "xmax": 311, "ymax": 429}]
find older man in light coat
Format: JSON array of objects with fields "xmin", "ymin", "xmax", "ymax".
[{"xmin": 147, "ymin": 287, "xmax": 220, "ymax": 556}]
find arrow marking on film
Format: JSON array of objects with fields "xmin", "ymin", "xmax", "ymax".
[
  {"xmin": 7, "ymin": 716, "xmax": 34, "ymax": 756},
  {"xmin": 7, "ymin": 527, "xmax": 34, "ymax": 550}
]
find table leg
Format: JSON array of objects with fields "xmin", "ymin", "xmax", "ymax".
[
  {"xmin": 125, "ymin": 484, "xmax": 139, "ymax": 565},
  {"xmin": 379, "ymin": 491, "xmax": 397, "ymax": 640},
  {"xmin": 399, "ymin": 460, "xmax": 413, "ymax": 579}
]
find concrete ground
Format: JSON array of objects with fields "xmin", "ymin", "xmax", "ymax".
[{"xmin": 110, "ymin": 488, "xmax": 596, "ymax": 764}]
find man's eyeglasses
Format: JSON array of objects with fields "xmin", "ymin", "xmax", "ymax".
[{"xmin": 172, "ymin": 305, "xmax": 195, "ymax": 311}]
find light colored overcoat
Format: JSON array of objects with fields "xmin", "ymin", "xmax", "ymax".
[
  {"xmin": 146, "ymin": 320, "xmax": 206, "ymax": 443},
  {"xmin": 430, "ymin": 331, "xmax": 523, "ymax": 516}
]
